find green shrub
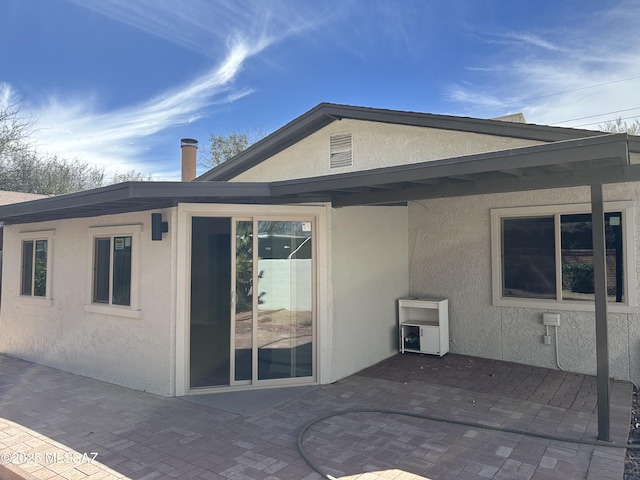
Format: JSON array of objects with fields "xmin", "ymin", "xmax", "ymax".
[{"xmin": 562, "ymin": 263, "xmax": 594, "ymax": 294}]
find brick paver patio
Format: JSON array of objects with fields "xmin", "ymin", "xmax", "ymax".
[{"xmin": 0, "ymin": 353, "xmax": 632, "ymax": 479}]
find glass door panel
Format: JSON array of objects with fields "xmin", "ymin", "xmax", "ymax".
[
  {"xmin": 190, "ymin": 217, "xmax": 231, "ymax": 388},
  {"xmin": 256, "ymin": 221, "xmax": 313, "ymax": 380},
  {"xmin": 234, "ymin": 220, "xmax": 253, "ymax": 382}
]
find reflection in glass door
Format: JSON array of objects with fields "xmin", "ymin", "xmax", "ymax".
[
  {"xmin": 234, "ymin": 220, "xmax": 253, "ymax": 382},
  {"xmin": 256, "ymin": 221, "xmax": 313, "ymax": 380}
]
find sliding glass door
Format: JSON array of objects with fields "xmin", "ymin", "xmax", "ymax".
[{"xmin": 189, "ymin": 216, "xmax": 314, "ymax": 390}]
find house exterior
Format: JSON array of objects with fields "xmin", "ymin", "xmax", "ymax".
[{"xmin": 0, "ymin": 103, "xmax": 639, "ymax": 401}]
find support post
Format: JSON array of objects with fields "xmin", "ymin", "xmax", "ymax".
[{"xmin": 591, "ymin": 183, "xmax": 611, "ymax": 442}]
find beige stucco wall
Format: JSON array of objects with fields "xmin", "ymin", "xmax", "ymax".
[
  {"xmin": 0, "ymin": 209, "xmax": 176, "ymax": 395},
  {"xmin": 408, "ymin": 183, "xmax": 640, "ymax": 386},
  {"xmin": 329, "ymin": 205, "xmax": 409, "ymax": 381},
  {"xmin": 232, "ymin": 119, "xmax": 546, "ymax": 182}
]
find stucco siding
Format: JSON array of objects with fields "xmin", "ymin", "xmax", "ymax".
[
  {"xmin": 408, "ymin": 184, "xmax": 640, "ymax": 385},
  {"xmin": 330, "ymin": 205, "xmax": 409, "ymax": 382},
  {"xmin": 232, "ymin": 119, "xmax": 546, "ymax": 183},
  {"xmin": 629, "ymin": 313, "xmax": 640, "ymax": 385},
  {"xmin": 0, "ymin": 209, "xmax": 175, "ymax": 395}
]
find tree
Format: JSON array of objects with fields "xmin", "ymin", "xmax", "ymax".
[
  {"xmin": 111, "ymin": 169, "xmax": 153, "ymax": 183},
  {"xmin": 599, "ymin": 117, "xmax": 640, "ymax": 135},
  {"xmin": 203, "ymin": 128, "xmax": 265, "ymax": 169},
  {"xmin": 0, "ymin": 102, "xmax": 150, "ymax": 195},
  {"xmin": 0, "ymin": 101, "xmax": 32, "ymax": 162},
  {"xmin": 1, "ymin": 151, "xmax": 105, "ymax": 195}
]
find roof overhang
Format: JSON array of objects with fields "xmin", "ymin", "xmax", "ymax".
[
  {"xmin": 0, "ymin": 133, "xmax": 634, "ymax": 225},
  {"xmin": 272, "ymin": 132, "xmax": 636, "ymax": 207},
  {"xmin": 0, "ymin": 182, "xmax": 273, "ymax": 224}
]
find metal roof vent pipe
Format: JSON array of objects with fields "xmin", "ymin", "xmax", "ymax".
[{"xmin": 181, "ymin": 138, "xmax": 198, "ymax": 181}]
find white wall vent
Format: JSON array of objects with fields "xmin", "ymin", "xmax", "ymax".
[{"xmin": 330, "ymin": 133, "xmax": 352, "ymax": 168}]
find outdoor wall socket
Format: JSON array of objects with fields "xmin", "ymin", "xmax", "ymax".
[
  {"xmin": 543, "ymin": 334, "xmax": 552, "ymax": 345},
  {"xmin": 542, "ymin": 313, "xmax": 560, "ymax": 327}
]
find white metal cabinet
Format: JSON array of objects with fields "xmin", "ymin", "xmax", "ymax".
[{"xmin": 398, "ymin": 298, "xmax": 449, "ymax": 356}]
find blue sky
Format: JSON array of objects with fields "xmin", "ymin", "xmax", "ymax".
[{"xmin": 1, "ymin": 0, "xmax": 639, "ymax": 180}]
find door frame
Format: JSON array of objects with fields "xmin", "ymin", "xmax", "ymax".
[{"xmin": 175, "ymin": 203, "xmax": 329, "ymax": 395}]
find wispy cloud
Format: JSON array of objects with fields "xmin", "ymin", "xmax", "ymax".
[
  {"xmin": 447, "ymin": 86, "xmax": 506, "ymax": 111},
  {"xmin": 0, "ymin": 83, "xmax": 13, "ymax": 109},
  {"xmin": 446, "ymin": 0, "xmax": 640, "ymax": 128},
  {"xmin": 30, "ymin": 40, "xmax": 262, "ymax": 170},
  {"xmin": 72, "ymin": 0, "xmax": 320, "ymax": 59},
  {"xmin": 484, "ymin": 31, "xmax": 567, "ymax": 53},
  {"xmin": 11, "ymin": 0, "xmax": 324, "ymax": 178}
]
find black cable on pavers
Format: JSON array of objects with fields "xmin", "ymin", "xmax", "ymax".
[{"xmin": 297, "ymin": 408, "xmax": 640, "ymax": 480}]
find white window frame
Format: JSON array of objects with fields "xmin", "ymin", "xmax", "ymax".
[
  {"xmin": 491, "ymin": 201, "xmax": 637, "ymax": 312},
  {"xmin": 18, "ymin": 229, "xmax": 54, "ymax": 306},
  {"xmin": 85, "ymin": 224, "xmax": 142, "ymax": 318}
]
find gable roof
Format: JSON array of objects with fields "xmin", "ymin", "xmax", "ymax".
[{"xmin": 198, "ymin": 103, "xmax": 609, "ymax": 182}]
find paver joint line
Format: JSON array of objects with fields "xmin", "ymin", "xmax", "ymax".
[{"xmin": 0, "ymin": 353, "xmax": 632, "ymax": 480}]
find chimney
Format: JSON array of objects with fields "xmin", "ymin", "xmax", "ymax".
[{"xmin": 181, "ymin": 138, "xmax": 198, "ymax": 181}]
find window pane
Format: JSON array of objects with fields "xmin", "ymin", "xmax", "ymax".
[
  {"xmin": 93, "ymin": 238, "xmax": 111, "ymax": 303},
  {"xmin": 112, "ymin": 236, "xmax": 131, "ymax": 306},
  {"xmin": 21, "ymin": 241, "xmax": 33, "ymax": 296},
  {"xmin": 257, "ymin": 221, "xmax": 313, "ymax": 380},
  {"xmin": 235, "ymin": 221, "xmax": 253, "ymax": 382},
  {"xmin": 561, "ymin": 212, "xmax": 623, "ymax": 302},
  {"xmin": 33, "ymin": 240, "xmax": 47, "ymax": 297},
  {"xmin": 190, "ymin": 218, "xmax": 231, "ymax": 387},
  {"xmin": 502, "ymin": 217, "xmax": 556, "ymax": 299}
]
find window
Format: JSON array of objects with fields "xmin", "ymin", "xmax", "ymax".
[
  {"xmin": 86, "ymin": 224, "xmax": 140, "ymax": 317},
  {"xmin": 21, "ymin": 239, "xmax": 48, "ymax": 297},
  {"xmin": 19, "ymin": 230, "xmax": 54, "ymax": 303},
  {"xmin": 502, "ymin": 216, "xmax": 556, "ymax": 300},
  {"xmin": 492, "ymin": 202, "xmax": 636, "ymax": 310},
  {"xmin": 93, "ymin": 236, "xmax": 132, "ymax": 306}
]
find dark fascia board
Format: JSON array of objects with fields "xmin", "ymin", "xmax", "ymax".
[
  {"xmin": 198, "ymin": 102, "xmax": 619, "ymax": 182},
  {"xmin": 197, "ymin": 103, "xmax": 335, "ymax": 182},
  {"xmin": 0, "ymin": 133, "xmax": 630, "ymax": 224},
  {"xmin": 269, "ymin": 133, "xmax": 630, "ymax": 196},
  {"xmin": 333, "ymin": 162, "xmax": 640, "ymax": 208},
  {"xmin": 0, "ymin": 181, "xmax": 271, "ymax": 220}
]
